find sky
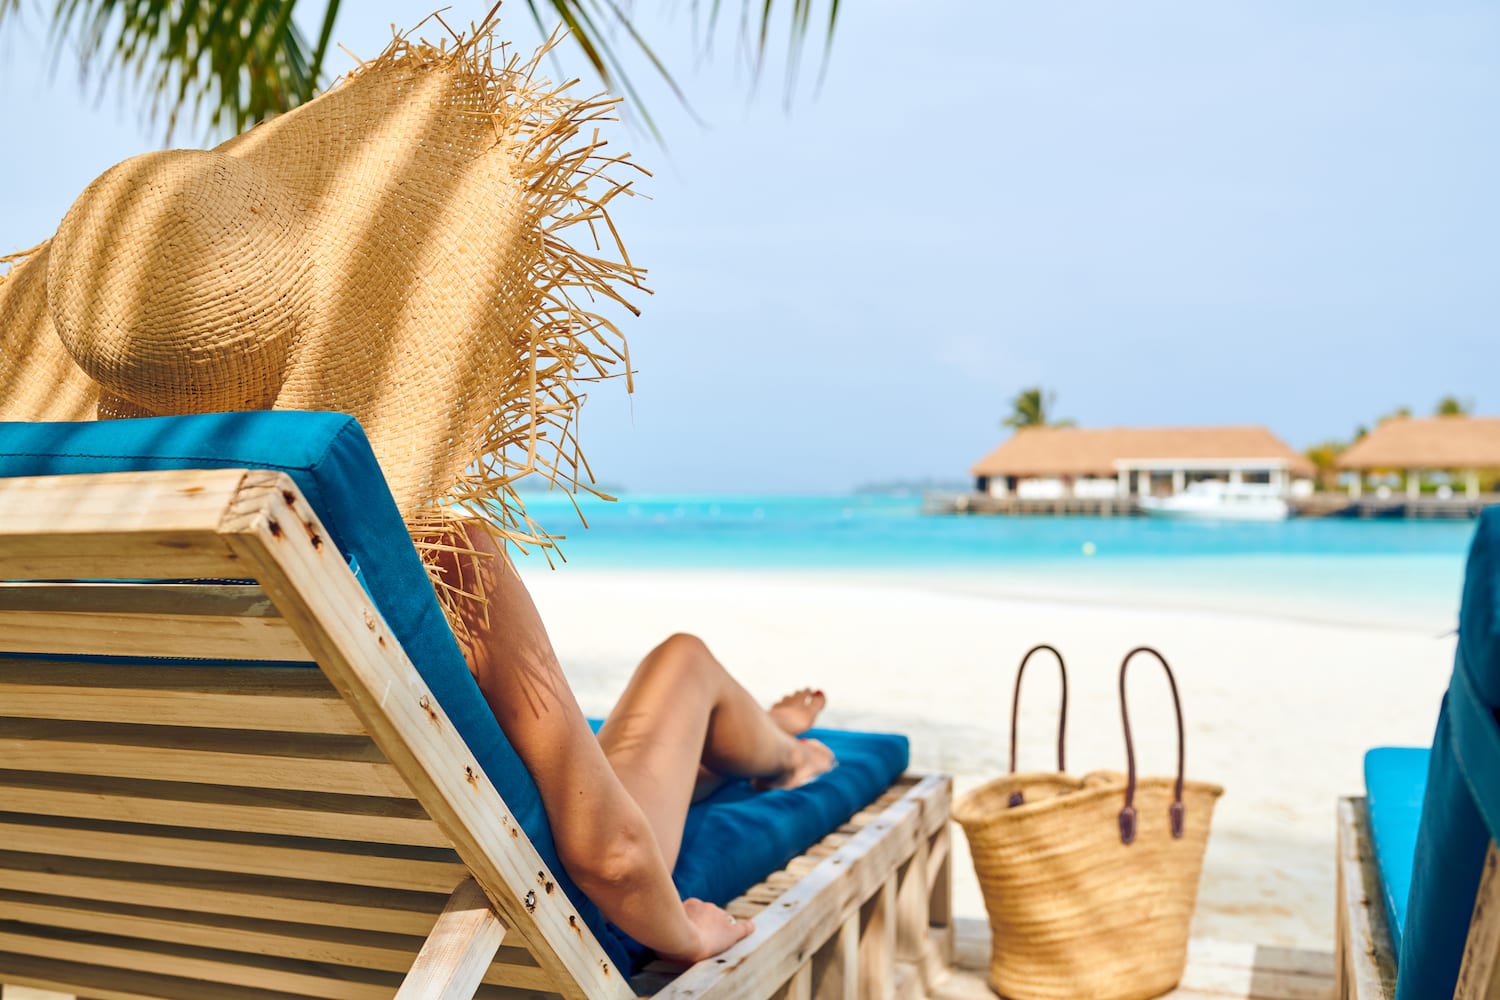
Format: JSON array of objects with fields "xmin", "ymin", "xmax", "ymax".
[{"xmin": 1, "ymin": 2, "xmax": 1496, "ymax": 492}]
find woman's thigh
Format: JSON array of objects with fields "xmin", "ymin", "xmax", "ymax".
[{"xmin": 595, "ymin": 634, "xmax": 719, "ymax": 869}]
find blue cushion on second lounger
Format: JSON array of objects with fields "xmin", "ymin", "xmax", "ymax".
[
  {"xmin": 1363, "ymin": 746, "xmax": 1429, "ymax": 953},
  {"xmin": 1396, "ymin": 507, "xmax": 1500, "ymax": 999},
  {"xmin": 0, "ymin": 412, "xmax": 630, "ymax": 973}
]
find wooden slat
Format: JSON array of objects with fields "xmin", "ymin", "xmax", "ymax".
[
  {"xmin": 0, "ymin": 583, "xmax": 277, "ymax": 616},
  {"xmin": 0, "ymin": 887, "xmax": 551, "ymax": 991},
  {"xmin": 895, "ymin": 827, "xmax": 946, "ymax": 993},
  {"xmin": 0, "ymin": 718, "xmax": 409, "ymax": 797},
  {"xmin": 0, "ymin": 987, "xmax": 75, "ymax": 1000},
  {"xmin": 926, "ymin": 826, "xmax": 951, "ymax": 895},
  {"xmin": 0, "ymin": 817, "xmax": 465, "ymax": 893},
  {"xmin": 768, "ymin": 964, "xmax": 812, "ymax": 1000},
  {"xmin": 0, "ymin": 921, "xmax": 405, "ymax": 1000},
  {"xmin": 220, "ymin": 472, "xmax": 631, "ymax": 1000},
  {"xmin": 0, "ymin": 770, "xmax": 442, "ymax": 847},
  {"xmin": 0, "ymin": 660, "xmax": 363, "ymax": 734},
  {"xmin": 926, "ymin": 826, "xmax": 955, "ymax": 970},
  {"xmin": 809, "ymin": 916, "xmax": 857, "ymax": 1000},
  {"xmin": 0, "ymin": 610, "xmax": 308, "ymax": 661},
  {"xmin": 396, "ymin": 878, "xmax": 509, "ymax": 999},
  {"xmin": 895, "ymin": 845, "xmax": 925, "ymax": 962},
  {"xmin": 0, "ymin": 950, "xmax": 314, "ymax": 1000},
  {"xmin": 0, "ymin": 888, "xmax": 426, "ymax": 973},
  {"xmin": 0, "ymin": 955, "xmax": 559, "ymax": 1000},
  {"xmin": 1457, "ymin": 841, "xmax": 1500, "ymax": 1000},
  {"xmin": 1335, "ymin": 797, "xmax": 1397, "ymax": 999},
  {"xmin": 0, "ymin": 850, "xmax": 447, "ymax": 935},
  {"xmin": 0, "ymin": 469, "xmax": 252, "ymax": 581},
  {"xmin": 857, "ymin": 875, "xmax": 896, "ymax": 999}
]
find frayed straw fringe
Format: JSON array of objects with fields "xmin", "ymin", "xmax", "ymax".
[
  {"xmin": 0, "ymin": 242, "xmax": 46, "ymax": 283},
  {"xmin": 407, "ymin": 512, "xmax": 493, "ymax": 652},
  {"xmin": 353, "ymin": 21, "xmax": 647, "ymax": 611}
]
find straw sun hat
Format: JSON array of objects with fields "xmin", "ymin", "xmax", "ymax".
[{"xmin": 0, "ymin": 16, "xmax": 646, "ymax": 611}]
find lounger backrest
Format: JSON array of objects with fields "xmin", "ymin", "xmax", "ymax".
[
  {"xmin": 0, "ymin": 414, "xmax": 631, "ymax": 998},
  {"xmin": 1460, "ymin": 507, "xmax": 1500, "ymax": 708},
  {"xmin": 1397, "ymin": 507, "xmax": 1500, "ymax": 999}
]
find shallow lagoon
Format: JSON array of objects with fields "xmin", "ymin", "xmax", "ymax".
[{"xmin": 518, "ymin": 493, "xmax": 1477, "ymax": 631}]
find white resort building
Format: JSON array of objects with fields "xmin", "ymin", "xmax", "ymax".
[{"xmin": 970, "ymin": 426, "xmax": 1315, "ymax": 500}]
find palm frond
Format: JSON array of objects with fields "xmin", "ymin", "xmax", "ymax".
[
  {"xmin": 1, "ymin": 0, "xmax": 319, "ymax": 140},
  {"xmin": 0, "ymin": 0, "xmax": 842, "ymax": 142},
  {"xmin": 529, "ymin": 0, "xmax": 840, "ymax": 136}
]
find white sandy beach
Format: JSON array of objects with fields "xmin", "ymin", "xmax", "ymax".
[{"xmin": 520, "ymin": 566, "xmax": 1458, "ymax": 954}]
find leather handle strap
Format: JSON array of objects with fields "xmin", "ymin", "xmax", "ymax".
[
  {"xmin": 1007, "ymin": 643, "xmax": 1068, "ymax": 807},
  {"xmin": 1117, "ymin": 645, "xmax": 1187, "ymax": 845}
]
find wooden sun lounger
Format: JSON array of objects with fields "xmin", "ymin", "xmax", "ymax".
[
  {"xmin": 0, "ymin": 468, "xmax": 953, "ymax": 1000},
  {"xmin": 1335, "ymin": 796, "xmax": 1500, "ymax": 999}
]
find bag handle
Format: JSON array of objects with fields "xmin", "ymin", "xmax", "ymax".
[
  {"xmin": 1007, "ymin": 643, "xmax": 1068, "ymax": 807},
  {"xmin": 1116, "ymin": 645, "xmax": 1186, "ymax": 845}
]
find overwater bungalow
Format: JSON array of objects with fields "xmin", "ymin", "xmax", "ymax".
[
  {"xmin": 970, "ymin": 425, "xmax": 1315, "ymax": 501},
  {"xmin": 1337, "ymin": 415, "xmax": 1500, "ymax": 499}
]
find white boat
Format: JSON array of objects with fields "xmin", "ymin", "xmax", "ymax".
[{"xmin": 1138, "ymin": 480, "xmax": 1290, "ymax": 521}]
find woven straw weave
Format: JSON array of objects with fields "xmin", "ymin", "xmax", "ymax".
[
  {"xmin": 0, "ymin": 22, "xmax": 645, "ymax": 597},
  {"xmin": 956, "ymin": 771, "xmax": 1221, "ymax": 1000}
]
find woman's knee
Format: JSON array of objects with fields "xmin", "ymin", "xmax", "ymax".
[
  {"xmin": 656, "ymin": 631, "xmax": 709, "ymax": 657},
  {"xmin": 640, "ymin": 632, "xmax": 723, "ymax": 684}
]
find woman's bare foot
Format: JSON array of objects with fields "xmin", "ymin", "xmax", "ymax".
[
  {"xmin": 768, "ymin": 688, "xmax": 826, "ymax": 736},
  {"xmin": 753, "ymin": 737, "xmax": 837, "ymax": 791}
]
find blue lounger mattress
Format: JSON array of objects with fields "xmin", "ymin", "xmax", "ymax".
[
  {"xmin": 1363, "ymin": 746, "xmax": 1430, "ymax": 954},
  {"xmin": 0, "ymin": 412, "xmax": 910, "ymax": 972},
  {"xmin": 674, "ymin": 727, "xmax": 909, "ymax": 905}
]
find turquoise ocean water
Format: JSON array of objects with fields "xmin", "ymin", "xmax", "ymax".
[{"xmin": 518, "ymin": 493, "xmax": 1479, "ymax": 631}]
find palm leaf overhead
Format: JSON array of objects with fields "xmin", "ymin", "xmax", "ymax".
[
  {"xmin": 0, "ymin": 0, "xmax": 840, "ymax": 139},
  {"xmin": 1002, "ymin": 387, "xmax": 1075, "ymax": 431}
]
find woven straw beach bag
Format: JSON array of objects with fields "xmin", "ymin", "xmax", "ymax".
[{"xmin": 953, "ymin": 646, "xmax": 1224, "ymax": 1000}]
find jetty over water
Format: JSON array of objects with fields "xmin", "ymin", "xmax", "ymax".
[
  {"xmin": 925, "ymin": 492, "xmax": 1497, "ymax": 519},
  {"xmin": 956, "ymin": 417, "xmax": 1500, "ymax": 519}
]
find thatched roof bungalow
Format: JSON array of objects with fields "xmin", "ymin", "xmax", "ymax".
[
  {"xmin": 971, "ymin": 426, "xmax": 1313, "ymax": 499},
  {"xmin": 1337, "ymin": 416, "xmax": 1500, "ymax": 497}
]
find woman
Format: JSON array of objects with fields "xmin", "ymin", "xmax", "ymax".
[
  {"xmin": 0, "ymin": 17, "xmax": 829, "ymax": 967},
  {"xmin": 438, "ymin": 524, "xmax": 837, "ymax": 964}
]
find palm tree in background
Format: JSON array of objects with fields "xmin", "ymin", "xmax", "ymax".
[
  {"xmin": 0, "ymin": 0, "xmax": 839, "ymax": 140},
  {"xmin": 1002, "ymin": 387, "xmax": 1074, "ymax": 431},
  {"xmin": 1303, "ymin": 439, "xmax": 1346, "ymax": 492},
  {"xmin": 1377, "ymin": 404, "xmax": 1412, "ymax": 424},
  {"xmin": 1435, "ymin": 395, "xmax": 1473, "ymax": 417}
]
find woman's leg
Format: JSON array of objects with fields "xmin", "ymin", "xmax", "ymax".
[{"xmin": 597, "ymin": 633, "xmax": 835, "ymax": 869}]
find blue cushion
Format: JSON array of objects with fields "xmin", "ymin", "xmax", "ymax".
[
  {"xmin": 1363, "ymin": 746, "xmax": 1429, "ymax": 952},
  {"xmin": 0, "ymin": 413, "xmax": 628, "ymax": 971},
  {"xmin": 673, "ymin": 727, "xmax": 910, "ymax": 904}
]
